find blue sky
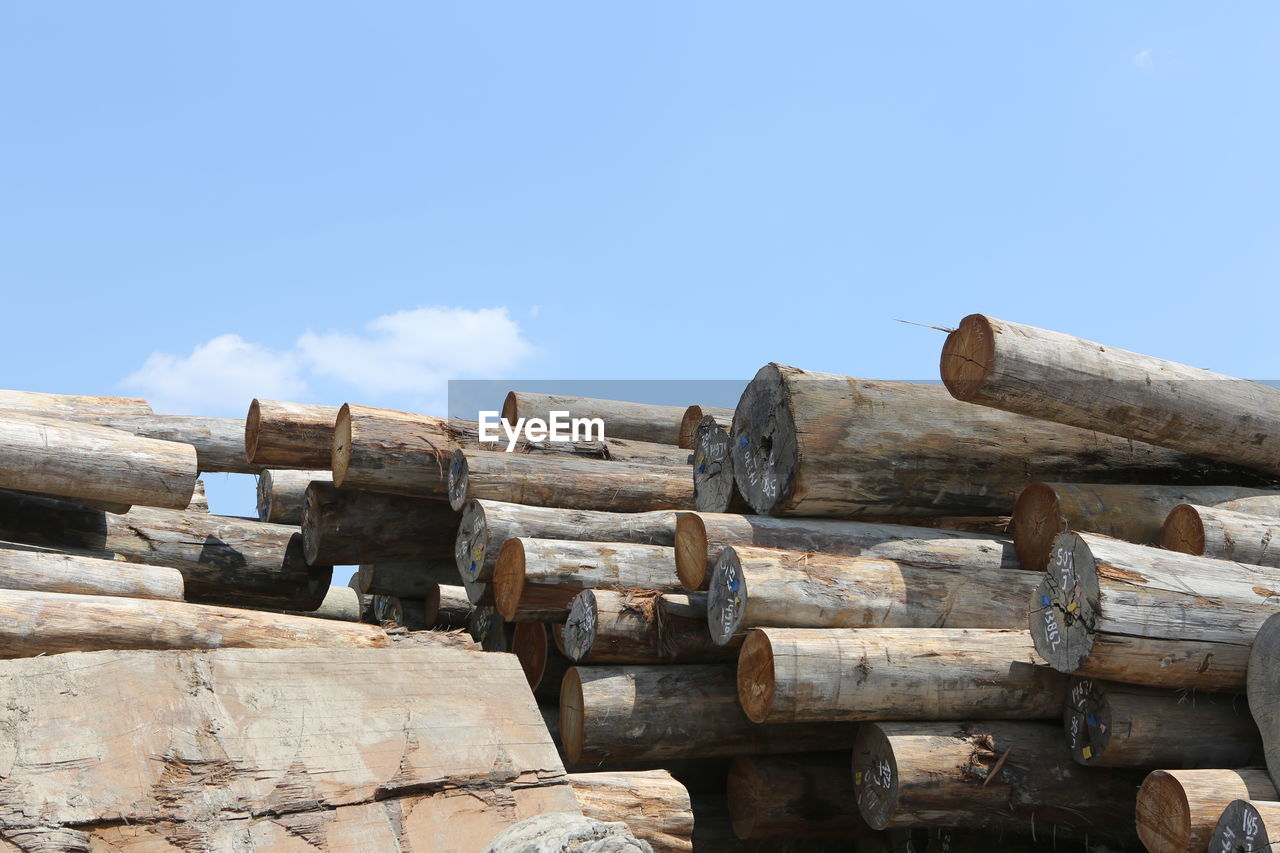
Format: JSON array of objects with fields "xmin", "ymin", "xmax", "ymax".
[{"xmin": 3, "ymin": 3, "xmax": 1279, "ymax": 520}]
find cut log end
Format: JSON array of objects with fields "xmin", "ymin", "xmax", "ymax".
[
  {"xmin": 331, "ymin": 404, "xmax": 353, "ymax": 487},
  {"xmin": 674, "ymin": 513, "xmax": 709, "ymax": 591},
  {"xmin": 500, "ymin": 391, "xmax": 518, "ymax": 425},
  {"xmin": 493, "ymin": 538, "xmax": 528, "ymax": 622},
  {"xmin": 678, "ymin": 405, "xmax": 706, "ymax": 449},
  {"xmin": 1135, "ymin": 771, "xmax": 1192, "ymax": 853},
  {"xmin": 1211, "ymin": 799, "xmax": 1275, "ymax": 853},
  {"xmin": 455, "ymin": 500, "xmax": 488, "ymax": 583},
  {"xmin": 729, "ymin": 365, "xmax": 796, "ymax": 516},
  {"xmin": 939, "ymin": 313, "xmax": 997, "ymax": 401},
  {"xmin": 1162, "ymin": 503, "xmax": 1207, "ymax": 556},
  {"xmin": 447, "ymin": 449, "xmax": 469, "ymax": 512},
  {"xmin": 1030, "ymin": 533, "xmax": 1098, "ymax": 674},
  {"xmin": 562, "ymin": 589, "xmax": 597, "ymax": 662},
  {"xmin": 285, "ymin": 533, "xmax": 334, "ymax": 611},
  {"xmin": 559, "ymin": 667, "xmax": 586, "ymax": 763},
  {"xmin": 513, "ymin": 621, "xmax": 550, "ymax": 691},
  {"xmin": 1011, "ymin": 482, "xmax": 1064, "ymax": 573},
  {"xmin": 736, "ymin": 629, "xmax": 775, "ymax": 724},
  {"xmin": 706, "ymin": 547, "xmax": 746, "ymax": 646},
  {"xmin": 244, "ymin": 399, "xmax": 264, "ymax": 464},
  {"xmin": 851, "ymin": 724, "xmax": 899, "ymax": 831},
  {"xmin": 692, "ymin": 416, "xmax": 738, "ymax": 513},
  {"xmin": 1063, "ymin": 678, "xmax": 1111, "ymax": 765}
]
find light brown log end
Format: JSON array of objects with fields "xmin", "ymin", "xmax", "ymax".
[
  {"xmin": 1162, "ymin": 503, "xmax": 1207, "ymax": 556},
  {"xmin": 1136, "ymin": 770, "xmax": 1194, "ymax": 853},
  {"xmin": 1012, "ymin": 482, "xmax": 1064, "ymax": 573},
  {"xmin": 560, "ymin": 666, "xmax": 586, "ymax": 764},
  {"xmin": 562, "ymin": 589, "xmax": 596, "ymax": 662},
  {"xmin": 447, "ymin": 448, "xmax": 470, "ymax": 512},
  {"xmin": 678, "ymin": 405, "xmax": 703, "ymax": 450},
  {"xmin": 674, "ymin": 513, "xmax": 709, "ymax": 591},
  {"xmin": 706, "ymin": 547, "xmax": 746, "ymax": 646},
  {"xmin": 939, "ymin": 313, "xmax": 997, "ymax": 401},
  {"xmin": 331, "ymin": 403, "xmax": 354, "ymax": 487},
  {"xmin": 736, "ymin": 629, "xmax": 775, "ymax": 724},
  {"xmin": 455, "ymin": 500, "xmax": 488, "ymax": 583},
  {"xmin": 850, "ymin": 724, "xmax": 898, "ymax": 831},
  {"xmin": 1029, "ymin": 533, "xmax": 1097, "ymax": 674},
  {"xmin": 513, "ymin": 621, "xmax": 550, "ymax": 691},
  {"xmin": 1138, "ymin": 769, "xmax": 1278, "ymax": 853},
  {"xmin": 244, "ymin": 399, "xmax": 264, "ymax": 464},
  {"xmin": 493, "ymin": 538, "xmax": 527, "ymax": 622},
  {"xmin": 500, "ymin": 391, "xmax": 518, "ymax": 424}
]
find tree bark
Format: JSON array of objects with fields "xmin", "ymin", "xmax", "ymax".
[
  {"xmin": 301, "ymin": 481, "xmax": 458, "ymax": 565},
  {"xmin": 568, "ymin": 770, "xmax": 693, "ymax": 853},
  {"xmin": 256, "ymin": 469, "xmax": 331, "ymax": 524},
  {"xmin": 559, "ymin": 664, "xmax": 860, "ymax": 763},
  {"xmin": 852, "ymin": 720, "xmax": 1141, "ymax": 838},
  {"xmin": 0, "ymin": 544, "xmax": 184, "ymax": 600},
  {"xmin": 89, "ymin": 413, "xmax": 267, "ymax": 474},
  {"xmin": 449, "ymin": 449, "xmax": 694, "ymax": 513},
  {"xmin": 355, "ymin": 559, "xmax": 460, "ymax": 597},
  {"xmin": 1032, "ymin": 532, "xmax": 1280, "ymax": 690},
  {"xmin": 1136, "ymin": 768, "xmax": 1277, "ymax": 853},
  {"xmin": 1064, "ymin": 677, "xmax": 1261, "ymax": 768},
  {"xmin": 503, "ymin": 391, "xmax": 687, "ymax": 445},
  {"xmin": 1245, "ymin": 611, "xmax": 1280, "ymax": 788},
  {"xmin": 675, "ymin": 511, "xmax": 1018, "ymax": 591},
  {"xmin": 678, "ymin": 405, "xmax": 733, "ymax": 450},
  {"xmin": 1163, "ymin": 504, "xmax": 1280, "ymax": 567},
  {"xmin": 0, "ymin": 490, "xmax": 332, "ymax": 608},
  {"xmin": 692, "ymin": 415, "xmax": 748, "ymax": 514},
  {"xmin": 494, "ymin": 538, "xmax": 685, "ymax": 622},
  {"xmin": 1211, "ymin": 800, "xmax": 1280, "ymax": 853},
  {"xmin": 559, "ymin": 589, "xmax": 738, "ymax": 664},
  {"xmin": 738, "ymin": 627, "xmax": 1066, "ymax": 724},
  {"xmin": 726, "ymin": 752, "xmax": 872, "ymax": 840},
  {"xmin": 1012, "ymin": 482, "xmax": 1279, "ymax": 573},
  {"xmin": 244, "ymin": 398, "xmax": 339, "ymax": 468},
  {"xmin": 707, "ymin": 545, "xmax": 1037, "ymax": 646},
  {"xmin": 0, "ymin": 414, "xmax": 197, "ymax": 509},
  {"xmin": 0, "ymin": 389, "xmax": 151, "ymax": 417},
  {"xmin": 456, "ymin": 499, "xmax": 678, "ymax": 586}
]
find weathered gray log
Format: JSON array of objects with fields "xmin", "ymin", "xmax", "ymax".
[
  {"xmin": 678, "ymin": 405, "xmax": 734, "ymax": 450},
  {"xmin": 449, "ymin": 450, "xmax": 694, "ymax": 513},
  {"xmin": 1137, "ymin": 768, "xmax": 1278, "ymax": 853},
  {"xmin": 1064, "ymin": 676, "xmax": 1261, "ymax": 767},
  {"xmin": 0, "ymin": 414, "xmax": 197, "ymax": 509},
  {"xmin": 0, "ymin": 544, "xmax": 184, "ymax": 600},
  {"xmin": 726, "ymin": 752, "xmax": 872, "ymax": 840},
  {"xmin": 676, "ymin": 511, "xmax": 1018, "ymax": 591},
  {"xmin": 456, "ymin": 500, "xmax": 677, "ymax": 587},
  {"xmin": 469, "ymin": 605, "xmax": 512, "ymax": 652},
  {"xmin": 88, "ymin": 413, "xmax": 265, "ymax": 474},
  {"xmin": 559, "ymin": 589, "xmax": 737, "ymax": 664},
  {"xmin": 432, "ymin": 584, "xmax": 472, "ymax": 629},
  {"xmin": 256, "ymin": 469, "xmax": 331, "ymax": 524},
  {"xmin": 692, "ymin": 415, "xmax": 747, "ymax": 514},
  {"xmin": 1013, "ymin": 482, "xmax": 1279, "ymax": 573},
  {"xmin": 1032, "ymin": 532, "xmax": 1280, "ymax": 690},
  {"xmin": 1210, "ymin": 800, "xmax": 1280, "ymax": 853},
  {"xmin": 301, "ymin": 481, "xmax": 457, "ymax": 565},
  {"xmin": 188, "ymin": 478, "xmax": 209, "ymax": 512},
  {"xmin": 568, "ymin": 770, "xmax": 693, "ymax": 853},
  {"xmin": 503, "ymin": 391, "xmax": 686, "ymax": 445},
  {"xmin": 738, "ymin": 627, "xmax": 1067, "ymax": 724},
  {"xmin": 244, "ymin": 398, "xmax": 339, "ymax": 468},
  {"xmin": 942, "ymin": 313, "xmax": 1280, "ymax": 475},
  {"xmin": 277, "ymin": 584, "xmax": 362, "ymax": 622},
  {"xmin": 0, "ymin": 490, "xmax": 331, "ymax": 608},
  {"xmin": 348, "ymin": 573, "xmax": 376, "ymax": 623},
  {"xmin": 559, "ymin": 664, "xmax": 860, "ymax": 763},
  {"xmin": 707, "ymin": 545, "xmax": 1037, "ymax": 646},
  {"xmin": 1163, "ymin": 503, "xmax": 1280, "ymax": 567},
  {"xmin": 1246, "ymin": 612, "xmax": 1280, "ymax": 788},
  {"xmin": 332, "ymin": 403, "xmax": 463, "ymax": 497},
  {"xmin": 355, "ymin": 560, "xmax": 460, "ymax": 598},
  {"xmin": 0, "ymin": 389, "xmax": 151, "ymax": 417}
]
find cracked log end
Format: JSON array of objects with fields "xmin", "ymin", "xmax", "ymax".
[
  {"xmin": 736, "ymin": 629, "xmax": 775, "ymax": 724},
  {"xmin": 493, "ymin": 538, "xmax": 528, "ymax": 622},
  {"xmin": 447, "ymin": 449, "xmax": 470, "ymax": 512},
  {"xmin": 729, "ymin": 364, "xmax": 796, "ymax": 516},
  {"xmin": 707, "ymin": 547, "xmax": 746, "ymax": 647},
  {"xmin": 1030, "ymin": 532, "xmax": 1098, "ymax": 674},
  {"xmin": 1210, "ymin": 799, "xmax": 1277, "ymax": 853},
  {"xmin": 562, "ymin": 589, "xmax": 597, "ymax": 663},
  {"xmin": 674, "ymin": 513, "xmax": 708, "ymax": 591},
  {"xmin": 455, "ymin": 500, "xmax": 488, "ymax": 583},
  {"xmin": 693, "ymin": 416, "xmax": 737, "ymax": 513},
  {"xmin": 1162, "ymin": 503, "xmax": 1207, "ymax": 556},
  {"xmin": 1012, "ymin": 482, "xmax": 1065, "ymax": 573},
  {"xmin": 1135, "ymin": 770, "xmax": 1193, "ymax": 853},
  {"xmin": 939, "ymin": 313, "xmax": 996, "ymax": 401},
  {"xmin": 851, "ymin": 724, "xmax": 899, "ymax": 831}
]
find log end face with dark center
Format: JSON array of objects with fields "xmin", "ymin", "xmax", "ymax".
[
  {"xmin": 1012, "ymin": 482, "xmax": 1064, "ymax": 573},
  {"xmin": 939, "ymin": 313, "xmax": 997, "ymax": 401},
  {"xmin": 707, "ymin": 547, "xmax": 747, "ymax": 647},
  {"xmin": 736, "ymin": 629, "xmax": 776, "ymax": 724},
  {"xmin": 1211, "ymin": 800, "xmax": 1270, "ymax": 853},
  {"xmin": 455, "ymin": 500, "xmax": 488, "ymax": 583},
  {"xmin": 493, "ymin": 537, "xmax": 528, "ymax": 622},
  {"xmin": 562, "ymin": 589, "xmax": 597, "ymax": 663},
  {"xmin": 1031, "ymin": 532, "xmax": 1098, "ymax": 674},
  {"xmin": 693, "ymin": 416, "xmax": 737, "ymax": 514},
  {"xmin": 674, "ymin": 513, "xmax": 709, "ymax": 591},
  {"xmin": 1162, "ymin": 503, "xmax": 1207, "ymax": 556},
  {"xmin": 1135, "ymin": 770, "xmax": 1192, "ymax": 853},
  {"xmin": 446, "ymin": 449, "xmax": 470, "ymax": 512},
  {"xmin": 730, "ymin": 364, "xmax": 796, "ymax": 516},
  {"xmin": 244, "ymin": 399, "xmax": 264, "ymax": 464},
  {"xmin": 851, "ymin": 724, "xmax": 899, "ymax": 831},
  {"xmin": 331, "ymin": 403, "xmax": 353, "ymax": 487},
  {"xmin": 1063, "ymin": 677, "xmax": 1110, "ymax": 766},
  {"xmin": 559, "ymin": 667, "xmax": 586, "ymax": 764}
]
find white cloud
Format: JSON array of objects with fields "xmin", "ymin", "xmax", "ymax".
[
  {"xmin": 1133, "ymin": 49, "xmax": 1153, "ymax": 70},
  {"xmin": 123, "ymin": 334, "xmax": 306, "ymax": 415}
]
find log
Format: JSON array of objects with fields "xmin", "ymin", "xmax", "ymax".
[
  {"xmin": 301, "ymin": 481, "xmax": 457, "ymax": 565},
  {"xmin": 279, "ymin": 584, "xmax": 362, "ymax": 621},
  {"xmin": 1065, "ymin": 676, "xmax": 1261, "ymax": 768},
  {"xmin": 0, "ymin": 414, "xmax": 197, "ymax": 508},
  {"xmin": 0, "ymin": 389, "xmax": 151, "ymax": 417},
  {"xmin": 513, "ymin": 621, "xmax": 572, "ymax": 700},
  {"xmin": 256, "ymin": 468, "xmax": 331, "ymax": 524},
  {"xmin": 244, "ymin": 398, "xmax": 339, "ymax": 468},
  {"xmin": 503, "ymin": 391, "xmax": 687, "ymax": 445},
  {"xmin": 692, "ymin": 414, "xmax": 748, "ymax": 514},
  {"xmin": 0, "ymin": 544, "xmax": 184, "ymax": 600},
  {"xmin": 689, "ymin": 795, "xmax": 872, "ymax": 853},
  {"xmin": 372, "ymin": 594, "xmax": 428, "ymax": 629},
  {"xmin": 1210, "ymin": 799, "xmax": 1280, "ymax": 853},
  {"xmin": 725, "ymin": 752, "xmax": 871, "ymax": 840},
  {"xmin": 0, "ymin": 646, "xmax": 578, "ymax": 849},
  {"xmin": 1012, "ymin": 482, "xmax": 1280, "ymax": 573},
  {"xmin": 433, "ymin": 583, "xmax": 473, "ymax": 629},
  {"xmin": 568, "ymin": 770, "xmax": 694, "ymax": 853},
  {"xmin": 560, "ymin": 589, "xmax": 738, "ymax": 664},
  {"xmin": 738, "ymin": 627, "xmax": 1067, "ymax": 724},
  {"xmin": 348, "ymin": 573, "xmax": 376, "ymax": 623},
  {"xmin": 1136, "ymin": 768, "xmax": 1278, "ymax": 853},
  {"xmin": 0, "ymin": 490, "xmax": 332, "ymax": 608},
  {"xmin": 494, "ymin": 538, "xmax": 684, "ymax": 622},
  {"xmin": 0, "ymin": 587, "xmax": 387, "ymax": 655},
  {"xmin": 1163, "ymin": 504, "xmax": 1280, "ymax": 567},
  {"xmin": 188, "ymin": 477, "xmax": 209, "ymax": 512},
  {"xmin": 559, "ymin": 664, "xmax": 860, "ymax": 763},
  {"xmin": 678, "ymin": 404, "xmax": 734, "ymax": 450},
  {"xmin": 1245, "ymin": 612, "xmax": 1280, "ymax": 787},
  {"xmin": 88, "ymin": 413, "xmax": 266, "ymax": 474},
  {"xmin": 706, "ymin": 545, "xmax": 1038, "ymax": 646},
  {"xmin": 1032, "ymin": 532, "xmax": 1280, "ymax": 690},
  {"xmin": 851, "ymin": 720, "xmax": 1141, "ymax": 837},
  {"xmin": 456, "ymin": 499, "xmax": 677, "ymax": 586},
  {"xmin": 733, "ymin": 365, "xmax": 1268, "ymax": 520},
  {"xmin": 470, "ymin": 605, "xmax": 512, "ymax": 652},
  {"xmin": 449, "ymin": 449, "xmax": 694, "ymax": 513},
  {"xmin": 332, "ymin": 403, "xmax": 462, "ymax": 496},
  {"xmin": 675, "ymin": 511, "xmax": 1018, "ymax": 591},
  {"xmin": 355, "ymin": 559, "xmax": 460, "ymax": 597},
  {"xmin": 941, "ymin": 313, "xmax": 1280, "ymax": 476}
]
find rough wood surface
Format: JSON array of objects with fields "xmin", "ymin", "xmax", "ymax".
[
  {"xmin": 481, "ymin": 813, "xmax": 651, "ymax": 853},
  {"xmin": 513, "ymin": 621, "xmax": 572, "ymax": 700},
  {"xmin": 256, "ymin": 468, "xmax": 331, "ymax": 524},
  {"xmin": 433, "ymin": 584, "xmax": 473, "ymax": 629},
  {"xmin": 1064, "ymin": 676, "xmax": 1261, "ymax": 768},
  {"xmin": 0, "ymin": 646, "xmax": 576, "ymax": 850},
  {"xmin": 0, "ymin": 414, "xmax": 197, "ymax": 508},
  {"xmin": 1246, "ymin": 612, "xmax": 1280, "ymax": 787},
  {"xmin": 738, "ymin": 627, "xmax": 1067, "ymax": 724},
  {"xmin": 726, "ymin": 752, "xmax": 872, "ymax": 841},
  {"xmin": 692, "ymin": 414, "xmax": 747, "ymax": 514},
  {"xmin": 559, "ymin": 664, "xmax": 859, "ymax": 763},
  {"xmin": 372, "ymin": 594, "xmax": 429, "ymax": 630},
  {"xmin": 1032, "ymin": 532, "xmax": 1280, "ymax": 690},
  {"xmin": 1163, "ymin": 503, "xmax": 1280, "ymax": 567},
  {"xmin": 568, "ymin": 770, "xmax": 693, "ymax": 853},
  {"xmin": 245, "ymin": 398, "xmax": 340, "ymax": 468},
  {"xmin": 302, "ymin": 481, "xmax": 457, "ymax": 565},
  {"xmin": 277, "ymin": 584, "xmax": 363, "ymax": 622},
  {"xmin": 449, "ymin": 449, "xmax": 694, "ymax": 513},
  {"xmin": 676, "ymin": 511, "xmax": 1018, "ymax": 591},
  {"xmin": 90, "ymin": 413, "xmax": 267, "ymax": 474},
  {"xmin": 707, "ymin": 545, "xmax": 1037, "ymax": 646},
  {"xmin": 355, "ymin": 559, "xmax": 460, "ymax": 598},
  {"xmin": 678, "ymin": 405, "xmax": 733, "ymax": 449},
  {"xmin": 0, "ymin": 490, "xmax": 332, "ymax": 608},
  {"xmin": 188, "ymin": 477, "xmax": 209, "ymax": 512},
  {"xmin": 559, "ymin": 589, "xmax": 738, "ymax": 664},
  {"xmin": 1209, "ymin": 799, "xmax": 1280, "ymax": 853},
  {"xmin": 456, "ymin": 499, "xmax": 678, "ymax": 586},
  {"xmin": 503, "ymin": 391, "xmax": 686, "ymax": 445},
  {"xmin": 0, "ymin": 543, "xmax": 184, "ymax": 600},
  {"xmin": 1136, "ymin": 768, "xmax": 1278, "ymax": 853},
  {"xmin": 494, "ymin": 538, "xmax": 684, "ymax": 622},
  {"xmin": 1012, "ymin": 482, "xmax": 1278, "ymax": 573},
  {"xmin": 332, "ymin": 403, "xmax": 463, "ymax": 497},
  {"xmin": 0, "ymin": 389, "xmax": 152, "ymax": 417},
  {"xmin": 941, "ymin": 313, "xmax": 1280, "ymax": 476}
]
